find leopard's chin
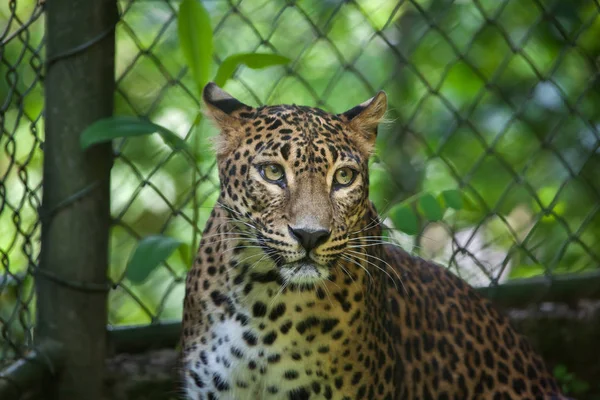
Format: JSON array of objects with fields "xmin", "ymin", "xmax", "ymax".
[{"xmin": 279, "ymin": 258, "xmax": 330, "ymax": 285}]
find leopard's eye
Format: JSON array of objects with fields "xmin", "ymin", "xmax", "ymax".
[
  {"xmin": 260, "ymin": 163, "xmax": 285, "ymax": 183},
  {"xmin": 333, "ymin": 167, "xmax": 356, "ymax": 187}
]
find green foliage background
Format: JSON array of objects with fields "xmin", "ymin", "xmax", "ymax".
[{"xmin": 1, "ymin": 0, "xmax": 599, "ymax": 361}]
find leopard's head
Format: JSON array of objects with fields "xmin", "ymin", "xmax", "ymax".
[{"xmin": 203, "ymin": 83, "xmax": 387, "ymax": 284}]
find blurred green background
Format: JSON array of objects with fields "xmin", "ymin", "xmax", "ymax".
[{"xmin": 1, "ymin": 0, "xmax": 599, "ymax": 370}]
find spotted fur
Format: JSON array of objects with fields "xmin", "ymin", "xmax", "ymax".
[{"xmin": 180, "ymin": 83, "xmax": 566, "ymax": 400}]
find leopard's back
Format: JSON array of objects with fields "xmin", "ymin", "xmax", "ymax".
[{"xmin": 382, "ymin": 244, "xmax": 564, "ymax": 399}]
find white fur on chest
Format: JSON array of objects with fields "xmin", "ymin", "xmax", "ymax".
[
  {"xmin": 184, "ymin": 250, "xmax": 356, "ymax": 399},
  {"xmin": 187, "ymin": 316, "xmax": 332, "ymax": 400}
]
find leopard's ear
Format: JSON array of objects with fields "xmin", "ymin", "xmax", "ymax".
[
  {"xmin": 202, "ymin": 82, "xmax": 253, "ymax": 123},
  {"xmin": 339, "ymin": 91, "xmax": 387, "ymax": 147},
  {"xmin": 202, "ymin": 82, "xmax": 254, "ymax": 155}
]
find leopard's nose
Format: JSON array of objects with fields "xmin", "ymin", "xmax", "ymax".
[{"xmin": 288, "ymin": 226, "xmax": 331, "ymax": 252}]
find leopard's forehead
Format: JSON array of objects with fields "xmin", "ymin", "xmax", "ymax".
[
  {"xmin": 231, "ymin": 104, "xmax": 365, "ymax": 172},
  {"xmin": 242, "ymin": 103, "xmax": 337, "ymax": 118},
  {"xmin": 238, "ymin": 104, "xmax": 344, "ymax": 133}
]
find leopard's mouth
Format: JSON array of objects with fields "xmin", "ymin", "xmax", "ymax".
[{"xmin": 279, "ymin": 257, "xmax": 329, "ymax": 284}]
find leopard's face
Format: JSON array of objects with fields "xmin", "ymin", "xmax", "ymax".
[{"xmin": 203, "ymin": 83, "xmax": 387, "ymax": 285}]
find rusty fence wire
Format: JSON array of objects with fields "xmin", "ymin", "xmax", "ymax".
[{"xmin": 1, "ymin": 0, "xmax": 600, "ymax": 376}]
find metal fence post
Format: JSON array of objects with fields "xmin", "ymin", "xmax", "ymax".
[{"xmin": 37, "ymin": 0, "xmax": 117, "ymax": 398}]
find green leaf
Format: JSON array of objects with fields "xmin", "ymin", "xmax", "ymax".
[
  {"xmin": 125, "ymin": 235, "xmax": 184, "ymax": 284},
  {"xmin": 380, "ymin": 229, "xmax": 390, "ymax": 241},
  {"xmin": 389, "ymin": 205, "xmax": 419, "ymax": 236},
  {"xmin": 553, "ymin": 364, "xmax": 569, "ymax": 379},
  {"xmin": 177, "ymin": 242, "xmax": 193, "ymax": 268},
  {"xmin": 368, "ymin": 164, "xmax": 392, "ymax": 212},
  {"xmin": 80, "ymin": 116, "xmax": 191, "ymax": 154},
  {"xmin": 418, "ymin": 193, "xmax": 444, "ymax": 222},
  {"xmin": 461, "ymin": 191, "xmax": 483, "ymax": 212},
  {"xmin": 564, "ymin": 373, "xmax": 575, "ymax": 383},
  {"xmin": 214, "ymin": 53, "xmax": 290, "ymax": 87},
  {"xmin": 509, "ymin": 264, "xmax": 546, "ymax": 279},
  {"xmin": 571, "ymin": 379, "xmax": 591, "ymax": 394},
  {"xmin": 0, "ymin": 271, "xmax": 27, "ymax": 288},
  {"xmin": 190, "ymin": 112, "xmax": 205, "ymax": 162},
  {"xmin": 440, "ymin": 189, "xmax": 463, "ymax": 210},
  {"xmin": 178, "ymin": 0, "xmax": 214, "ymax": 96}
]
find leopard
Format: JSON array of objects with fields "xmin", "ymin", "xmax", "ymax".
[{"xmin": 180, "ymin": 82, "xmax": 568, "ymax": 400}]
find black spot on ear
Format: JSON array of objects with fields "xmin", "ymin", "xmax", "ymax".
[
  {"xmin": 212, "ymin": 98, "xmax": 247, "ymax": 114},
  {"xmin": 342, "ymin": 104, "xmax": 365, "ymax": 120},
  {"xmin": 203, "ymin": 82, "xmax": 251, "ymax": 115}
]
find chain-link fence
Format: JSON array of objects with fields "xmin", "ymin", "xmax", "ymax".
[
  {"xmin": 1, "ymin": 0, "xmax": 600, "ymax": 395},
  {"xmin": 108, "ymin": 0, "xmax": 600, "ymax": 325},
  {"xmin": 1, "ymin": 0, "xmax": 44, "ymax": 369}
]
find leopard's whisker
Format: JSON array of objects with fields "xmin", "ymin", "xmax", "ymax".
[
  {"xmin": 270, "ymin": 266, "xmax": 296, "ymax": 307},
  {"xmin": 333, "ymin": 261, "xmax": 363, "ymax": 293},
  {"xmin": 345, "ymin": 249, "xmax": 407, "ymax": 295},
  {"xmin": 340, "ymin": 254, "xmax": 375, "ymax": 288},
  {"xmin": 346, "ymin": 237, "xmax": 427, "ymax": 253},
  {"xmin": 318, "ymin": 280, "xmax": 334, "ymax": 308}
]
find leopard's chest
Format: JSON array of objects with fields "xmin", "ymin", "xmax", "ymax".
[
  {"xmin": 183, "ymin": 248, "xmax": 375, "ymax": 399},
  {"xmin": 186, "ymin": 315, "xmax": 348, "ymax": 400}
]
